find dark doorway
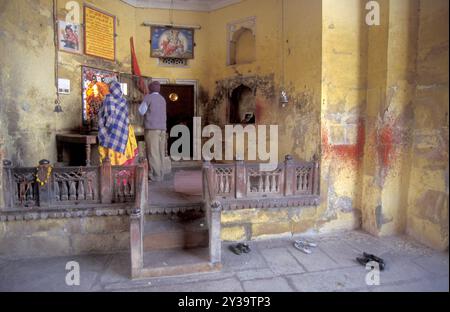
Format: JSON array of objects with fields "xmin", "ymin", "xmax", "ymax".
[
  {"xmin": 160, "ymin": 84, "xmax": 195, "ymax": 158},
  {"xmin": 229, "ymin": 85, "xmax": 256, "ymax": 124}
]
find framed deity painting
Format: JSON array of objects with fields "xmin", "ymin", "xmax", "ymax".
[
  {"xmin": 81, "ymin": 66, "xmax": 118, "ymax": 129},
  {"xmin": 150, "ymin": 26, "xmax": 194, "ymax": 59},
  {"xmin": 58, "ymin": 20, "xmax": 82, "ymax": 54}
]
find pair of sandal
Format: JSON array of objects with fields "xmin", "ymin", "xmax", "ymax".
[
  {"xmin": 357, "ymin": 252, "xmax": 386, "ymax": 271},
  {"xmin": 293, "ymin": 239, "xmax": 318, "ymax": 254},
  {"xmin": 229, "ymin": 243, "xmax": 251, "ymax": 255}
]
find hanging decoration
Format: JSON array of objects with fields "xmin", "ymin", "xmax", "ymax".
[{"xmin": 35, "ymin": 164, "xmax": 53, "ymax": 187}]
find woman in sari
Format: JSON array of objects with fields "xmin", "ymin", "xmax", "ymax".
[{"xmin": 98, "ymin": 80, "xmax": 138, "ymax": 165}]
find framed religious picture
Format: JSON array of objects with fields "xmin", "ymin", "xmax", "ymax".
[
  {"xmin": 81, "ymin": 66, "xmax": 118, "ymax": 130},
  {"xmin": 151, "ymin": 26, "xmax": 194, "ymax": 59},
  {"xmin": 84, "ymin": 5, "xmax": 116, "ymax": 61},
  {"xmin": 58, "ymin": 20, "xmax": 82, "ymax": 54}
]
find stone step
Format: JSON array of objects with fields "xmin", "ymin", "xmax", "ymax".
[
  {"xmin": 143, "ymin": 216, "xmax": 209, "ymax": 251},
  {"xmin": 132, "ymin": 247, "xmax": 220, "ymax": 279}
]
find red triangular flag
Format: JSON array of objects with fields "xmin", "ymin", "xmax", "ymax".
[{"xmin": 130, "ymin": 37, "xmax": 148, "ymax": 94}]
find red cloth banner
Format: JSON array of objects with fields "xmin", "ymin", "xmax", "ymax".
[{"xmin": 130, "ymin": 37, "xmax": 148, "ymax": 94}]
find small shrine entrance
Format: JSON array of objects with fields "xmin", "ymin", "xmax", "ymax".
[{"xmin": 160, "ymin": 84, "xmax": 195, "ymax": 158}]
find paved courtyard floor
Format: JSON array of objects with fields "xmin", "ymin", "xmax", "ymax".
[{"xmin": 0, "ymin": 230, "xmax": 448, "ymax": 292}]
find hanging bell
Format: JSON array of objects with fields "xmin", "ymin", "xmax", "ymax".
[
  {"xmin": 280, "ymin": 89, "xmax": 289, "ymax": 107},
  {"xmin": 54, "ymin": 99, "xmax": 63, "ymax": 113}
]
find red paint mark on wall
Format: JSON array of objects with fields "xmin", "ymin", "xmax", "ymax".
[
  {"xmin": 322, "ymin": 119, "xmax": 366, "ymax": 166},
  {"xmin": 378, "ymin": 126, "xmax": 394, "ymax": 168},
  {"xmin": 255, "ymin": 98, "xmax": 263, "ymax": 121}
]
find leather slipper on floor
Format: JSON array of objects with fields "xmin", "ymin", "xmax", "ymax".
[
  {"xmin": 294, "ymin": 239, "xmax": 317, "ymax": 248},
  {"xmin": 229, "ymin": 244, "xmax": 242, "ymax": 255},
  {"xmin": 293, "ymin": 241, "xmax": 312, "ymax": 254},
  {"xmin": 237, "ymin": 243, "xmax": 251, "ymax": 253}
]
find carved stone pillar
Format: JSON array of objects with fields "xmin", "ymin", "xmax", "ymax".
[
  {"xmin": 209, "ymin": 201, "xmax": 222, "ymax": 265},
  {"xmin": 202, "ymin": 160, "xmax": 215, "ymax": 199},
  {"xmin": 130, "ymin": 207, "xmax": 143, "ymax": 278},
  {"xmin": 2, "ymin": 159, "xmax": 13, "ymax": 209},
  {"xmin": 312, "ymin": 154, "xmax": 320, "ymax": 196},
  {"xmin": 36, "ymin": 159, "xmax": 52, "ymax": 208},
  {"xmin": 100, "ymin": 157, "xmax": 112, "ymax": 204},
  {"xmin": 284, "ymin": 155, "xmax": 295, "ymax": 196},
  {"xmin": 235, "ymin": 160, "xmax": 246, "ymax": 198}
]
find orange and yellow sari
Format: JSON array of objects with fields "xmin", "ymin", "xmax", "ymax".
[{"xmin": 99, "ymin": 125, "xmax": 138, "ymax": 166}]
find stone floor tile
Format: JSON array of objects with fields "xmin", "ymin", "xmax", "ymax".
[
  {"xmin": 287, "ymin": 266, "xmax": 368, "ymax": 292},
  {"xmin": 369, "ymin": 276, "xmax": 449, "ymax": 292},
  {"xmin": 236, "ymin": 268, "xmax": 276, "ymax": 281},
  {"xmin": 121, "ymin": 277, "xmax": 243, "ymax": 292},
  {"xmin": 412, "ymin": 253, "xmax": 449, "ymax": 276},
  {"xmin": 289, "ymin": 246, "xmax": 343, "ymax": 272},
  {"xmin": 317, "ymin": 240, "xmax": 361, "ymax": 267},
  {"xmin": 242, "ymin": 277, "xmax": 293, "ymax": 292},
  {"xmin": 259, "ymin": 247, "xmax": 306, "ymax": 275}
]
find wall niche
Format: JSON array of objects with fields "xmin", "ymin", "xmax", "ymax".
[
  {"xmin": 229, "ymin": 84, "xmax": 256, "ymax": 124},
  {"xmin": 227, "ymin": 17, "xmax": 256, "ymax": 66}
]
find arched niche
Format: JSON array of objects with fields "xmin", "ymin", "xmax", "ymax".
[
  {"xmin": 227, "ymin": 17, "xmax": 256, "ymax": 66},
  {"xmin": 229, "ymin": 27, "xmax": 256, "ymax": 65},
  {"xmin": 229, "ymin": 84, "xmax": 256, "ymax": 124}
]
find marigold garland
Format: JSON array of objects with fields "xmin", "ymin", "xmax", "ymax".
[{"xmin": 36, "ymin": 165, "xmax": 53, "ymax": 186}]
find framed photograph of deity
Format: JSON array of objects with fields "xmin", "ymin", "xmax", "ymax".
[
  {"xmin": 81, "ymin": 66, "xmax": 119, "ymax": 130},
  {"xmin": 58, "ymin": 20, "xmax": 82, "ymax": 54},
  {"xmin": 150, "ymin": 26, "xmax": 194, "ymax": 59}
]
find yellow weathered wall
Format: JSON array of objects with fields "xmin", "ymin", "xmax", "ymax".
[
  {"xmin": 1, "ymin": 0, "xmax": 448, "ymax": 250},
  {"xmin": 319, "ymin": 0, "xmax": 368, "ymax": 233},
  {"xmin": 205, "ymin": 0, "xmax": 322, "ymax": 160},
  {"xmin": 56, "ymin": 0, "xmax": 136, "ymax": 135},
  {"xmin": 0, "ymin": 0, "xmax": 210, "ymax": 166},
  {"xmin": 406, "ymin": 0, "xmax": 449, "ymax": 250},
  {"xmin": 234, "ymin": 29, "xmax": 256, "ymax": 65},
  {"xmin": 133, "ymin": 6, "xmax": 210, "ymax": 101},
  {"xmin": 207, "ymin": 0, "xmax": 325, "ymax": 238},
  {"xmin": 0, "ymin": 0, "xmax": 57, "ymax": 166},
  {"xmin": 361, "ymin": 0, "xmax": 390, "ymax": 235},
  {"xmin": 361, "ymin": 0, "xmax": 419, "ymax": 237}
]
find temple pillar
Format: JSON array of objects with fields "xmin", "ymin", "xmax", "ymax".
[{"xmin": 361, "ymin": 0, "xmax": 419, "ymax": 236}]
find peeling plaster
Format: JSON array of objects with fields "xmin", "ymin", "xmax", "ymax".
[{"xmin": 207, "ymin": 74, "xmax": 275, "ymax": 125}]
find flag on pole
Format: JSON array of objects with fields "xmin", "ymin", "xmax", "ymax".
[{"xmin": 130, "ymin": 37, "xmax": 148, "ymax": 94}]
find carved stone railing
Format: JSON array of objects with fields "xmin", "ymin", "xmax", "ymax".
[
  {"xmin": 52, "ymin": 165, "xmax": 99, "ymax": 204},
  {"xmin": 1, "ymin": 158, "xmax": 143, "ymax": 212},
  {"xmin": 203, "ymin": 155, "xmax": 320, "ymax": 209},
  {"xmin": 246, "ymin": 164, "xmax": 284, "ymax": 197},
  {"xmin": 112, "ymin": 166, "xmax": 136, "ymax": 203},
  {"xmin": 197, "ymin": 155, "xmax": 320, "ymax": 275}
]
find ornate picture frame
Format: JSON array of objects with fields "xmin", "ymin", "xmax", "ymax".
[
  {"xmin": 81, "ymin": 66, "xmax": 119, "ymax": 129},
  {"xmin": 58, "ymin": 20, "xmax": 82, "ymax": 54},
  {"xmin": 151, "ymin": 26, "xmax": 194, "ymax": 59},
  {"xmin": 83, "ymin": 5, "xmax": 116, "ymax": 61}
]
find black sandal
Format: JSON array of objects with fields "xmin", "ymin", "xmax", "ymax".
[
  {"xmin": 229, "ymin": 244, "xmax": 242, "ymax": 255},
  {"xmin": 237, "ymin": 243, "xmax": 251, "ymax": 253},
  {"xmin": 356, "ymin": 252, "xmax": 386, "ymax": 271}
]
